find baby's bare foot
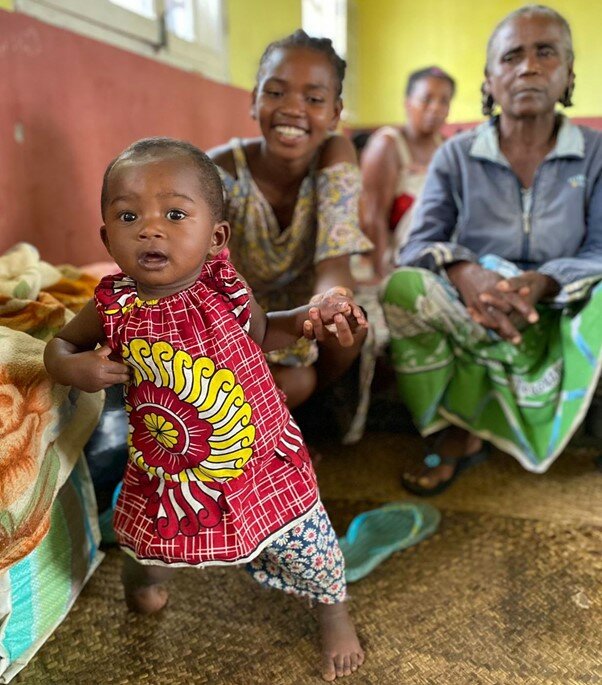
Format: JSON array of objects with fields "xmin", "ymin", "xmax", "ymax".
[
  {"xmin": 124, "ymin": 584, "xmax": 169, "ymax": 614},
  {"xmin": 121, "ymin": 556, "xmax": 175, "ymax": 614},
  {"xmin": 317, "ymin": 603, "xmax": 364, "ymax": 681}
]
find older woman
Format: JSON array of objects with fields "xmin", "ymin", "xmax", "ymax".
[{"xmin": 381, "ymin": 5, "xmax": 602, "ymax": 495}]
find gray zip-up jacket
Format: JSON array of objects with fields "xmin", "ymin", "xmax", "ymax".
[{"xmin": 398, "ymin": 115, "xmax": 602, "ymax": 302}]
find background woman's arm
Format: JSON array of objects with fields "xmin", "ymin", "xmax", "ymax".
[{"xmin": 360, "ymin": 133, "xmax": 401, "ymax": 278}]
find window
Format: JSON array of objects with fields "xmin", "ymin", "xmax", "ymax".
[
  {"xmin": 109, "ymin": 0, "xmax": 155, "ymax": 19},
  {"xmin": 302, "ymin": 0, "xmax": 347, "ymax": 59},
  {"xmin": 302, "ymin": 0, "xmax": 357, "ymax": 122},
  {"xmin": 16, "ymin": 0, "xmax": 228, "ymax": 81}
]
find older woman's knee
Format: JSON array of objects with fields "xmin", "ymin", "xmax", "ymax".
[{"xmin": 381, "ymin": 267, "xmax": 437, "ymax": 311}]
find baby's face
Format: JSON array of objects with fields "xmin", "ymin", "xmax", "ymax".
[{"xmin": 101, "ymin": 155, "xmax": 228, "ymax": 299}]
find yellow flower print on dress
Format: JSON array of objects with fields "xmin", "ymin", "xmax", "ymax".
[{"xmin": 123, "ymin": 339, "xmax": 256, "ymax": 484}]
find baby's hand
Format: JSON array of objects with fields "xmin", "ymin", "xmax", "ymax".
[
  {"xmin": 64, "ymin": 344, "xmax": 130, "ymax": 392},
  {"xmin": 303, "ymin": 287, "xmax": 368, "ymax": 347}
]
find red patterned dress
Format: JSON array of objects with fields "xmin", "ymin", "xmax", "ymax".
[{"xmin": 94, "ymin": 257, "xmax": 318, "ymax": 567}]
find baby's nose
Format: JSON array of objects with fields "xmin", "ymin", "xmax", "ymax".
[{"xmin": 138, "ymin": 222, "xmax": 164, "ymax": 238}]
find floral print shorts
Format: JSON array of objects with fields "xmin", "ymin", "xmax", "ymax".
[{"xmin": 246, "ymin": 501, "xmax": 346, "ymax": 604}]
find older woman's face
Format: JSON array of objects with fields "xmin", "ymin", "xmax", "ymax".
[{"xmin": 485, "ymin": 14, "xmax": 573, "ymax": 119}]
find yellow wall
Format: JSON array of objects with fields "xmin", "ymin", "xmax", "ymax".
[
  {"xmin": 0, "ymin": 1, "xmax": 14, "ymax": 10},
  {"xmin": 354, "ymin": 0, "xmax": 602, "ymax": 126},
  {"xmin": 226, "ymin": 0, "xmax": 302, "ymax": 91}
]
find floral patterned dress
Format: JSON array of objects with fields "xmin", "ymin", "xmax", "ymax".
[{"xmin": 94, "ymin": 257, "xmax": 318, "ymax": 567}]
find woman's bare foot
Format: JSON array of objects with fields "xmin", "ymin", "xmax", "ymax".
[
  {"xmin": 121, "ymin": 555, "xmax": 175, "ymax": 614},
  {"xmin": 402, "ymin": 426, "xmax": 483, "ymax": 491},
  {"xmin": 317, "ymin": 603, "xmax": 364, "ymax": 681}
]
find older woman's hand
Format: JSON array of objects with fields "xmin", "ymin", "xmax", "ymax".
[
  {"xmin": 446, "ymin": 262, "xmax": 556, "ymax": 345},
  {"xmin": 446, "ymin": 260, "xmax": 503, "ymax": 316},
  {"xmin": 473, "ymin": 271, "xmax": 560, "ymax": 344}
]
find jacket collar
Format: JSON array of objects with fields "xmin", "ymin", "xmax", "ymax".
[{"xmin": 469, "ymin": 114, "xmax": 584, "ymax": 166}]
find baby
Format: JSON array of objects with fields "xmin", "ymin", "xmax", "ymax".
[{"xmin": 44, "ymin": 138, "xmax": 366, "ymax": 681}]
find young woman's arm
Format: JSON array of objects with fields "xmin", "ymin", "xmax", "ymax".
[
  {"xmin": 207, "ymin": 143, "xmax": 237, "ymax": 176},
  {"xmin": 313, "ymin": 254, "xmax": 355, "ymax": 294},
  {"xmin": 44, "ymin": 299, "xmax": 130, "ymax": 392}
]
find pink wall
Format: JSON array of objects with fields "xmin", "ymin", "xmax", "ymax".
[{"xmin": 0, "ymin": 11, "xmax": 258, "ymax": 265}]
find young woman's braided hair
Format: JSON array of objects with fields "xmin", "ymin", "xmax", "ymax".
[{"xmin": 256, "ymin": 29, "xmax": 346, "ymax": 98}]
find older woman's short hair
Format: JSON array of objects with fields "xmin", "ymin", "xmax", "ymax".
[{"xmin": 485, "ymin": 4, "xmax": 574, "ymax": 72}]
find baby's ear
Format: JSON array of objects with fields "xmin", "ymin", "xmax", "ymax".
[
  {"xmin": 208, "ymin": 221, "xmax": 230, "ymax": 257},
  {"xmin": 100, "ymin": 226, "xmax": 112, "ymax": 254}
]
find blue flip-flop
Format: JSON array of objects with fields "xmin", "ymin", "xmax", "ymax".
[
  {"xmin": 401, "ymin": 443, "xmax": 491, "ymax": 497},
  {"xmin": 339, "ymin": 502, "xmax": 440, "ymax": 582}
]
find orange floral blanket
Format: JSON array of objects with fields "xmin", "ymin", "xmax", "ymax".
[{"xmin": 0, "ymin": 244, "xmax": 103, "ymax": 571}]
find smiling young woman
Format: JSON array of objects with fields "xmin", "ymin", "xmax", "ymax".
[{"xmin": 208, "ymin": 31, "xmax": 372, "ymax": 425}]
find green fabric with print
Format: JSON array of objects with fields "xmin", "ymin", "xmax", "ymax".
[{"xmin": 381, "ymin": 265, "xmax": 602, "ymax": 472}]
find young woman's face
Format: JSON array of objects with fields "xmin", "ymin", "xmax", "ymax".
[
  {"xmin": 485, "ymin": 14, "xmax": 573, "ymax": 119},
  {"xmin": 252, "ymin": 47, "xmax": 342, "ymax": 161},
  {"xmin": 101, "ymin": 155, "xmax": 228, "ymax": 299},
  {"xmin": 405, "ymin": 76, "xmax": 453, "ymax": 136}
]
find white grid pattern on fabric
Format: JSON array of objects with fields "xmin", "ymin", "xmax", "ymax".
[{"xmin": 98, "ymin": 259, "xmax": 318, "ymax": 568}]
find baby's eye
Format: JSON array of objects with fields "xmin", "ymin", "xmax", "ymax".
[
  {"xmin": 119, "ymin": 211, "xmax": 137, "ymax": 222},
  {"xmin": 166, "ymin": 209, "xmax": 186, "ymax": 221}
]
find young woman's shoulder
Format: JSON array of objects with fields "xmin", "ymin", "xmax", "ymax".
[
  {"xmin": 318, "ymin": 133, "xmax": 358, "ymax": 169},
  {"xmin": 208, "ymin": 138, "xmax": 263, "ymax": 178}
]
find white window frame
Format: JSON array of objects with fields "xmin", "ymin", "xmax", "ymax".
[
  {"xmin": 164, "ymin": 0, "xmax": 227, "ymax": 81},
  {"xmin": 16, "ymin": 0, "xmax": 229, "ymax": 82},
  {"xmin": 302, "ymin": 0, "xmax": 348, "ymax": 59},
  {"xmin": 302, "ymin": 0, "xmax": 357, "ymax": 123}
]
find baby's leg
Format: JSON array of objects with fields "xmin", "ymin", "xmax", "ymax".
[
  {"xmin": 246, "ymin": 502, "xmax": 364, "ymax": 681},
  {"xmin": 122, "ymin": 553, "xmax": 176, "ymax": 614}
]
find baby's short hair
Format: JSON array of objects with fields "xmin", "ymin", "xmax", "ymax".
[{"xmin": 100, "ymin": 137, "xmax": 225, "ymax": 221}]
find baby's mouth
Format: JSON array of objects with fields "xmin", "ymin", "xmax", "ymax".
[{"xmin": 138, "ymin": 251, "xmax": 168, "ymax": 269}]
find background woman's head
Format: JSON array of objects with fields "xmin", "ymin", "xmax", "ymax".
[
  {"xmin": 482, "ymin": 5, "xmax": 575, "ymax": 117},
  {"xmin": 404, "ymin": 66, "xmax": 455, "ymax": 136}
]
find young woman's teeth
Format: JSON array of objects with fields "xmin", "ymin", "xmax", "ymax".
[{"xmin": 275, "ymin": 125, "xmax": 306, "ymax": 139}]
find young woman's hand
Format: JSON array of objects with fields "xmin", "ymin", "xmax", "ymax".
[{"xmin": 303, "ymin": 287, "xmax": 368, "ymax": 347}]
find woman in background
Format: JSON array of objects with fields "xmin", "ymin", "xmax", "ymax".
[{"xmin": 360, "ymin": 66, "xmax": 455, "ymax": 279}]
